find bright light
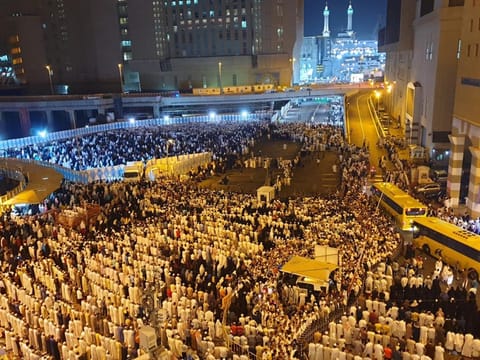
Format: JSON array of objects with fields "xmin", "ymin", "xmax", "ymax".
[
  {"xmin": 240, "ymin": 110, "xmax": 249, "ymax": 118},
  {"xmin": 37, "ymin": 130, "xmax": 47, "ymax": 138},
  {"xmin": 164, "ymin": 115, "xmax": 170, "ymax": 121},
  {"xmin": 209, "ymin": 111, "xmax": 216, "ymax": 119},
  {"xmin": 128, "ymin": 117, "xmax": 135, "ymax": 124},
  {"xmin": 374, "ymin": 90, "xmax": 381, "ymax": 99}
]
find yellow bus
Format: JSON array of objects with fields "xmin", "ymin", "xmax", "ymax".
[
  {"xmin": 371, "ymin": 182, "xmax": 428, "ymax": 231},
  {"xmin": 413, "ymin": 217, "xmax": 480, "ymax": 280}
]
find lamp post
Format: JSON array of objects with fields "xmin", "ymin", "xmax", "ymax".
[
  {"xmin": 117, "ymin": 63, "xmax": 124, "ymax": 92},
  {"xmin": 166, "ymin": 139, "xmax": 175, "ymax": 176},
  {"xmin": 218, "ymin": 62, "xmax": 223, "ymax": 94},
  {"xmin": 289, "ymin": 57, "xmax": 296, "ymax": 87},
  {"xmin": 45, "ymin": 65, "xmax": 54, "ymax": 95}
]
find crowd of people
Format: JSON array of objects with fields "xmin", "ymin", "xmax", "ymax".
[
  {"xmin": 307, "ymin": 248, "xmax": 480, "ymax": 360},
  {"xmin": 3, "ymin": 122, "xmax": 266, "ymax": 172},
  {"xmin": 0, "ymin": 105, "xmax": 478, "ymax": 360}
]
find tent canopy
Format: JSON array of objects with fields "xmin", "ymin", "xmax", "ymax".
[{"xmin": 281, "ymin": 255, "xmax": 338, "ymax": 281}]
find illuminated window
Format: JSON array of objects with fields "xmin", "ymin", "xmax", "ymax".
[
  {"xmin": 457, "ymin": 39, "xmax": 462, "ymax": 59},
  {"xmin": 10, "ymin": 47, "xmax": 21, "ymax": 55},
  {"xmin": 120, "ymin": 17, "xmax": 128, "ymax": 24},
  {"xmin": 12, "ymin": 58, "xmax": 23, "ymax": 65},
  {"xmin": 121, "ymin": 40, "xmax": 132, "ymax": 47},
  {"xmin": 123, "ymin": 51, "xmax": 132, "ymax": 60}
]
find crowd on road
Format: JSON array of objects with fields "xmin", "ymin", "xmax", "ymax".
[
  {"xmin": 3, "ymin": 122, "xmax": 266, "ymax": 171},
  {"xmin": 0, "ymin": 114, "xmax": 478, "ymax": 360}
]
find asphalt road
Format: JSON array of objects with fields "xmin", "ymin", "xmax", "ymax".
[{"xmin": 346, "ymin": 90, "xmax": 387, "ymax": 182}]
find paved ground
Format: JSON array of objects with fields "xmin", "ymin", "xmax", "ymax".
[{"xmin": 198, "ymin": 137, "xmax": 340, "ymax": 199}]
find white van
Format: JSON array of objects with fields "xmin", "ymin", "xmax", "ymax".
[{"xmin": 123, "ymin": 161, "xmax": 144, "ymax": 182}]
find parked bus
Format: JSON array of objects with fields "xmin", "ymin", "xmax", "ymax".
[
  {"xmin": 371, "ymin": 182, "xmax": 427, "ymax": 231},
  {"xmin": 413, "ymin": 216, "xmax": 480, "ymax": 280}
]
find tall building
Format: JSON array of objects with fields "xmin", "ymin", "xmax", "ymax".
[
  {"xmin": 449, "ymin": 0, "xmax": 480, "ymax": 215},
  {"xmin": 0, "ymin": 0, "xmax": 122, "ymax": 94},
  {"xmin": 379, "ymin": 0, "xmax": 480, "ymax": 216},
  {"xmin": 323, "ymin": 2, "xmax": 331, "ymax": 38},
  {"xmin": 347, "ymin": 1, "xmax": 354, "ymax": 36},
  {"xmin": 380, "ymin": 0, "xmax": 463, "ymax": 152},
  {"xmin": 378, "ymin": 0, "xmax": 415, "ymax": 134},
  {"xmin": 0, "ymin": 0, "xmax": 304, "ymax": 94}
]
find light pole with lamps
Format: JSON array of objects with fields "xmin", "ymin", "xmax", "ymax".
[
  {"xmin": 289, "ymin": 58, "xmax": 296, "ymax": 87},
  {"xmin": 45, "ymin": 65, "xmax": 54, "ymax": 95},
  {"xmin": 218, "ymin": 62, "xmax": 223, "ymax": 94},
  {"xmin": 166, "ymin": 139, "xmax": 175, "ymax": 176},
  {"xmin": 117, "ymin": 63, "xmax": 124, "ymax": 92}
]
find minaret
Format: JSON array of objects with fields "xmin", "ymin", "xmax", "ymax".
[
  {"xmin": 322, "ymin": 1, "xmax": 330, "ymax": 37},
  {"xmin": 347, "ymin": 0, "xmax": 354, "ymax": 36}
]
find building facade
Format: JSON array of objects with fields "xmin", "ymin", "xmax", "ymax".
[
  {"xmin": 380, "ymin": 0, "xmax": 463, "ymax": 156},
  {"xmin": 0, "ymin": 0, "xmax": 304, "ymax": 94},
  {"xmin": 380, "ymin": 0, "xmax": 480, "ymax": 216},
  {"xmin": 448, "ymin": 0, "xmax": 480, "ymax": 215}
]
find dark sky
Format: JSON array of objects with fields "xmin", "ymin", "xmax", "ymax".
[{"xmin": 304, "ymin": 0, "xmax": 387, "ymax": 40}]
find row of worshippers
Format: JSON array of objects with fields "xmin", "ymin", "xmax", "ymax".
[{"xmin": 0, "ymin": 123, "xmax": 413, "ymax": 359}]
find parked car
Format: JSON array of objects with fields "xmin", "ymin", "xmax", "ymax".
[
  {"xmin": 430, "ymin": 169, "xmax": 448, "ymax": 184},
  {"xmin": 414, "ymin": 182, "xmax": 442, "ymax": 198}
]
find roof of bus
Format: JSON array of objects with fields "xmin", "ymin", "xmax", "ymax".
[
  {"xmin": 414, "ymin": 216, "xmax": 480, "ymax": 251},
  {"xmin": 372, "ymin": 182, "xmax": 427, "ymax": 208}
]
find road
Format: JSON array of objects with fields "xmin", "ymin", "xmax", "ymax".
[{"xmin": 346, "ymin": 90, "xmax": 387, "ymax": 182}]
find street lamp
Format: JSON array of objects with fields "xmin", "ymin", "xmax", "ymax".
[
  {"xmin": 45, "ymin": 65, "xmax": 54, "ymax": 95},
  {"xmin": 218, "ymin": 62, "xmax": 223, "ymax": 94},
  {"xmin": 117, "ymin": 63, "xmax": 124, "ymax": 92},
  {"xmin": 289, "ymin": 57, "xmax": 296, "ymax": 87}
]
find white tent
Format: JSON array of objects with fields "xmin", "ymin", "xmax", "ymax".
[{"xmin": 257, "ymin": 185, "xmax": 275, "ymax": 203}]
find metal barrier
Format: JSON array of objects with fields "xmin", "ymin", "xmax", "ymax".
[{"xmin": 295, "ymin": 304, "xmax": 348, "ymax": 359}]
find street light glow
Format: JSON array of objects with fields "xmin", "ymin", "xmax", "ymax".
[
  {"xmin": 45, "ymin": 65, "xmax": 54, "ymax": 95},
  {"xmin": 37, "ymin": 130, "xmax": 47, "ymax": 138}
]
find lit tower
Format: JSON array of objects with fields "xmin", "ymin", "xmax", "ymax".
[
  {"xmin": 322, "ymin": 1, "xmax": 330, "ymax": 38},
  {"xmin": 347, "ymin": 0, "xmax": 354, "ymax": 36}
]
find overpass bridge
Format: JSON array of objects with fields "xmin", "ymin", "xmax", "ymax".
[{"xmin": 0, "ymin": 84, "xmax": 368, "ymax": 139}]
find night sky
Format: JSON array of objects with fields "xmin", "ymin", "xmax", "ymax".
[{"xmin": 304, "ymin": 0, "xmax": 387, "ymax": 40}]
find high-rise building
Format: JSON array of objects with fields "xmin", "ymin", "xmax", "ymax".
[
  {"xmin": 379, "ymin": 0, "xmax": 480, "ymax": 216},
  {"xmin": 0, "ymin": 0, "xmax": 123, "ymax": 94},
  {"xmin": 323, "ymin": 2, "xmax": 331, "ymax": 38},
  {"xmin": 379, "ymin": 0, "xmax": 463, "ymax": 151},
  {"xmin": 0, "ymin": 0, "xmax": 304, "ymax": 94},
  {"xmin": 449, "ymin": 0, "xmax": 480, "ymax": 215},
  {"xmin": 347, "ymin": 1, "xmax": 354, "ymax": 36}
]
